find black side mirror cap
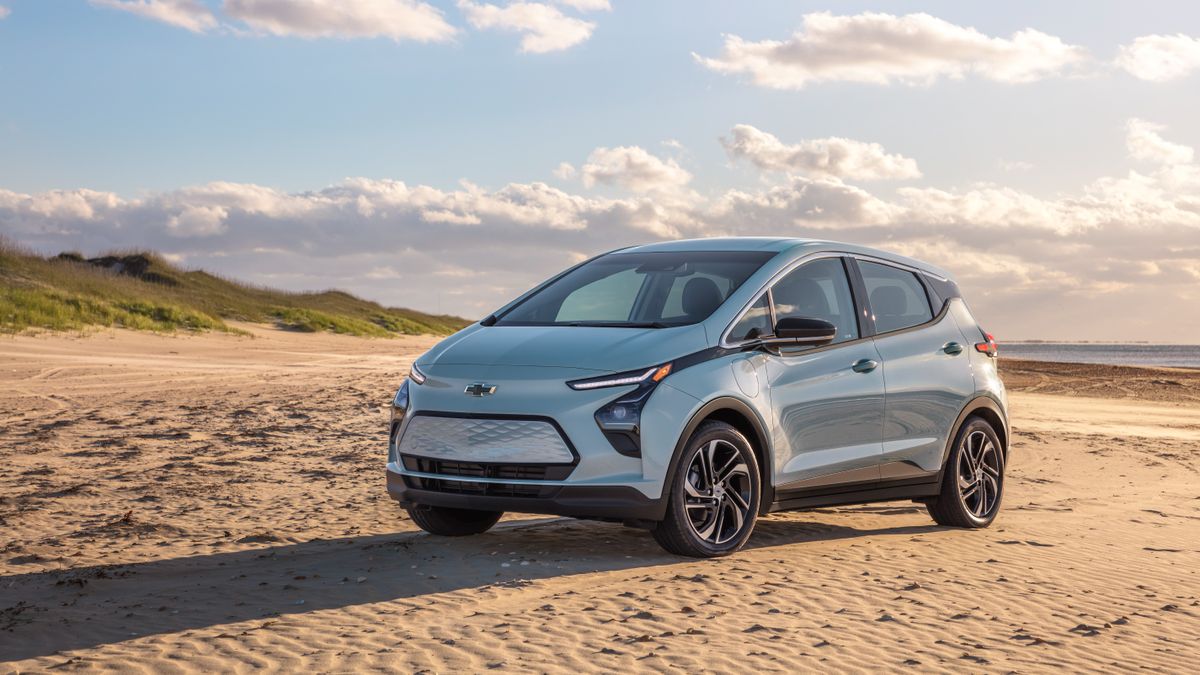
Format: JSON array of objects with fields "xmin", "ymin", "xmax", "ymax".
[{"xmin": 771, "ymin": 317, "xmax": 838, "ymax": 345}]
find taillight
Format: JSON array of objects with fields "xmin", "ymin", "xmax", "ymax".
[{"xmin": 974, "ymin": 332, "xmax": 998, "ymax": 358}]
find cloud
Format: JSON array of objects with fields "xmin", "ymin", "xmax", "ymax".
[
  {"xmin": 222, "ymin": 0, "xmax": 457, "ymax": 42},
  {"xmin": 721, "ymin": 124, "xmax": 921, "ymax": 181},
  {"xmin": 458, "ymin": 1, "xmax": 594, "ymax": 53},
  {"xmin": 580, "ymin": 146, "xmax": 693, "ymax": 193},
  {"xmin": 1116, "ymin": 33, "xmax": 1200, "ymax": 82},
  {"xmin": 1126, "ymin": 119, "xmax": 1194, "ymax": 165},
  {"xmin": 553, "ymin": 0, "xmax": 609, "ymax": 11},
  {"xmin": 553, "ymin": 162, "xmax": 577, "ymax": 181},
  {"xmin": 90, "ymin": 0, "xmax": 219, "ymax": 33},
  {"xmin": 4, "ymin": 120, "xmax": 1199, "ymax": 339},
  {"xmin": 0, "ymin": 6, "xmax": 9, "ymax": 20},
  {"xmin": 997, "ymin": 159, "xmax": 1034, "ymax": 172},
  {"xmin": 695, "ymin": 11, "xmax": 1087, "ymax": 89}
]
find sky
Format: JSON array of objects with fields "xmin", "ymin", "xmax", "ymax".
[{"xmin": 2, "ymin": 0, "xmax": 1200, "ymax": 341}]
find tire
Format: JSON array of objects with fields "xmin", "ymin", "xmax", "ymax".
[
  {"xmin": 926, "ymin": 416, "xmax": 1005, "ymax": 528},
  {"xmin": 406, "ymin": 504, "xmax": 503, "ymax": 536},
  {"xmin": 652, "ymin": 421, "xmax": 761, "ymax": 558}
]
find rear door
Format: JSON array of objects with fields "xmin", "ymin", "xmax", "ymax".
[
  {"xmin": 754, "ymin": 256, "xmax": 886, "ymax": 491},
  {"xmin": 854, "ymin": 258, "xmax": 976, "ymax": 478}
]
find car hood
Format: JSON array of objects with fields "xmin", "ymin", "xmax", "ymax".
[{"xmin": 420, "ymin": 323, "xmax": 710, "ymax": 374}]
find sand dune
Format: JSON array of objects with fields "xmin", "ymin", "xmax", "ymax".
[{"xmin": 2, "ymin": 327, "xmax": 1198, "ymax": 672}]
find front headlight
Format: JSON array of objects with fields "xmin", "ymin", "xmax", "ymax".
[
  {"xmin": 568, "ymin": 363, "xmax": 673, "ymax": 458},
  {"xmin": 389, "ymin": 379, "xmax": 411, "ymax": 463},
  {"xmin": 392, "ymin": 379, "xmax": 411, "ymax": 416}
]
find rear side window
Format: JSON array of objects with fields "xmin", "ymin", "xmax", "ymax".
[{"xmin": 858, "ymin": 261, "xmax": 933, "ymax": 333}]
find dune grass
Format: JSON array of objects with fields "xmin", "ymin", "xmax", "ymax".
[{"xmin": 0, "ymin": 237, "xmax": 469, "ymax": 337}]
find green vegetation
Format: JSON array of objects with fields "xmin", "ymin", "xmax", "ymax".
[{"xmin": 0, "ymin": 237, "xmax": 469, "ymax": 337}]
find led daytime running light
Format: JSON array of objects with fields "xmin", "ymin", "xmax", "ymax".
[
  {"xmin": 568, "ymin": 363, "xmax": 672, "ymax": 390},
  {"xmin": 409, "ymin": 362, "xmax": 427, "ymax": 385}
]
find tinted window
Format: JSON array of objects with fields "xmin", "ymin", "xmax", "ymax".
[
  {"xmin": 772, "ymin": 258, "xmax": 859, "ymax": 344},
  {"xmin": 497, "ymin": 251, "xmax": 774, "ymax": 327},
  {"xmin": 728, "ymin": 294, "xmax": 771, "ymax": 342},
  {"xmin": 661, "ymin": 271, "xmax": 734, "ymax": 322},
  {"xmin": 859, "ymin": 260, "xmax": 933, "ymax": 333},
  {"xmin": 556, "ymin": 268, "xmax": 644, "ymax": 322}
]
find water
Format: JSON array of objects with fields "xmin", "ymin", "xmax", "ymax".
[{"xmin": 1000, "ymin": 343, "xmax": 1200, "ymax": 369}]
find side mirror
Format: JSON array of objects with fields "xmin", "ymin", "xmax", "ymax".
[{"xmin": 771, "ymin": 317, "xmax": 838, "ymax": 346}]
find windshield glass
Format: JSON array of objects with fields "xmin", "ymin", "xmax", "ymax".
[{"xmin": 496, "ymin": 251, "xmax": 776, "ymax": 327}]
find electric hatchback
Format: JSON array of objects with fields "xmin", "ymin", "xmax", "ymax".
[{"xmin": 387, "ymin": 238, "xmax": 1007, "ymax": 557}]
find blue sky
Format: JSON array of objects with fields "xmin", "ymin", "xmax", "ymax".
[{"xmin": 2, "ymin": 1, "xmax": 1200, "ymax": 340}]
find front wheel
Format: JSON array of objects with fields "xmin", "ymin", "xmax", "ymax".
[
  {"xmin": 926, "ymin": 416, "xmax": 1005, "ymax": 528},
  {"xmin": 406, "ymin": 504, "xmax": 503, "ymax": 536},
  {"xmin": 652, "ymin": 421, "xmax": 761, "ymax": 558}
]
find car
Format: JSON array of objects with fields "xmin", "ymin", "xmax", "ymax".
[{"xmin": 386, "ymin": 237, "xmax": 1007, "ymax": 558}]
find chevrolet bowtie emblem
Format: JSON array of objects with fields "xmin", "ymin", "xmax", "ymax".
[{"xmin": 464, "ymin": 383, "xmax": 497, "ymax": 397}]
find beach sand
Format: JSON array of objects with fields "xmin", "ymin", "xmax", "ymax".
[{"xmin": 2, "ymin": 327, "xmax": 1197, "ymax": 672}]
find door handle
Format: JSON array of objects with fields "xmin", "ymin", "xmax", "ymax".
[
  {"xmin": 851, "ymin": 359, "xmax": 878, "ymax": 373},
  {"xmin": 943, "ymin": 341, "xmax": 964, "ymax": 355}
]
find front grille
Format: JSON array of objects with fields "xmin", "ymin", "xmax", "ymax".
[
  {"xmin": 396, "ymin": 414, "xmax": 575, "ymax": 464},
  {"xmin": 402, "ymin": 456, "xmax": 574, "ymax": 481},
  {"xmin": 405, "ymin": 475, "xmax": 547, "ymax": 498}
]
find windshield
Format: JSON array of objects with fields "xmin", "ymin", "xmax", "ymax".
[{"xmin": 496, "ymin": 251, "xmax": 776, "ymax": 327}]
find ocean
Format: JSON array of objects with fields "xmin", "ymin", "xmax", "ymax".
[{"xmin": 1000, "ymin": 343, "xmax": 1200, "ymax": 369}]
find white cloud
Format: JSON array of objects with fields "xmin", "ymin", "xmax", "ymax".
[
  {"xmin": 553, "ymin": 0, "xmax": 609, "ymax": 11},
  {"xmin": 695, "ymin": 11, "xmax": 1087, "ymax": 89},
  {"xmin": 721, "ymin": 124, "xmax": 921, "ymax": 181},
  {"xmin": 1126, "ymin": 119, "xmax": 1194, "ymax": 165},
  {"xmin": 223, "ymin": 0, "xmax": 457, "ymax": 42},
  {"xmin": 0, "ymin": 6, "xmax": 10, "ymax": 20},
  {"xmin": 459, "ymin": 1, "xmax": 594, "ymax": 53},
  {"xmin": 580, "ymin": 146, "xmax": 693, "ymax": 193},
  {"xmin": 553, "ymin": 162, "xmax": 577, "ymax": 180},
  {"xmin": 4, "ymin": 119, "xmax": 1199, "ymax": 339},
  {"xmin": 1116, "ymin": 33, "xmax": 1200, "ymax": 82},
  {"xmin": 167, "ymin": 205, "xmax": 229, "ymax": 236},
  {"xmin": 91, "ymin": 0, "xmax": 218, "ymax": 33},
  {"xmin": 998, "ymin": 159, "xmax": 1034, "ymax": 172}
]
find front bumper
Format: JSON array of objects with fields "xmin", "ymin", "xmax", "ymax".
[{"xmin": 386, "ymin": 467, "xmax": 665, "ymax": 521}]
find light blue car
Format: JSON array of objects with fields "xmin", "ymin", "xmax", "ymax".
[{"xmin": 387, "ymin": 237, "xmax": 1008, "ymax": 557}]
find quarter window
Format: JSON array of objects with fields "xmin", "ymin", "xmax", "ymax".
[
  {"xmin": 727, "ymin": 294, "xmax": 771, "ymax": 342},
  {"xmin": 771, "ymin": 258, "xmax": 859, "ymax": 344},
  {"xmin": 858, "ymin": 260, "xmax": 933, "ymax": 333}
]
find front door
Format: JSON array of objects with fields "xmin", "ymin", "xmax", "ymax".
[{"xmin": 761, "ymin": 257, "xmax": 886, "ymax": 491}]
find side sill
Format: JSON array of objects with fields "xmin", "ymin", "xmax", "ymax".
[{"xmin": 768, "ymin": 480, "xmax": 940, "ymax": 513}]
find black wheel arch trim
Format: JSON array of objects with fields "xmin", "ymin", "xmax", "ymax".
[
  {"xmin": 938, "ymin": 395, "xmax": 1009, "ymax": 481},
  {"xmin": 663, "ymin": 396, "xmax": 775, "ymax": 516}
]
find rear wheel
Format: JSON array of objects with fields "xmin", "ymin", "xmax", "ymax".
[
  {"xmin": 406, "ymin": 504, "xmax": 503, "ymax": 536},
  {"xmin": 926, "ymin": 416, "xmax": 1004, "ymax": 528},
  {"xmin": 652, "ymin": 421, "xmax": 760, "ymax": 558}
]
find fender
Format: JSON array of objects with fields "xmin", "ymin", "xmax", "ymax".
[
  {"xmin": 936, "ymin": 394, "xmax": 1010, "ymax": 481},
  {"xmin": 661, "ymin": 396, "xmax": 775, "ymax": 517}
]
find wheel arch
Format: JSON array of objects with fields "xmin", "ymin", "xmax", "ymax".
[
  {"xmin": 942, "ymin": 395, "xmax": 1009, "ymax": 471},
  {"xmin": 664, "ymin": 396, "xmax": 775, "ymax": 516}
]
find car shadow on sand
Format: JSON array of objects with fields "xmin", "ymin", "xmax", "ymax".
[{"xmin": 0, "ymin": 515, "xmax": 943, "ymax": 662}]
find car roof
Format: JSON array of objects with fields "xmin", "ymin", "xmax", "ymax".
[
  {"xmin": 620, "ymin": 237, "xmax": 804, "ymax": 253},
  {"xmin": 612, "ymin": 237, "xmax": 955, "ymax": 281}
]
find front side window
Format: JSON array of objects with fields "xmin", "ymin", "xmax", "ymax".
[
  {"xmin": 858, "ymin": 260, "xmax": 933, "ymax": 333},
  {"xmin": 497, "ymin": 251, "xmax": 775, "ymax": 327},
  {"xmin": 727, "ymin": 294, "xmax": 771, "ymax": 342},
  {"xmin": 772, "ymin": 257, "xmax": 859, "ymax": 344}
]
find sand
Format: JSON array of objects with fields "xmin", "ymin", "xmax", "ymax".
[{"xmin": 1, "ymin": 327, "xmax": 1197, "ymax": 672}]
